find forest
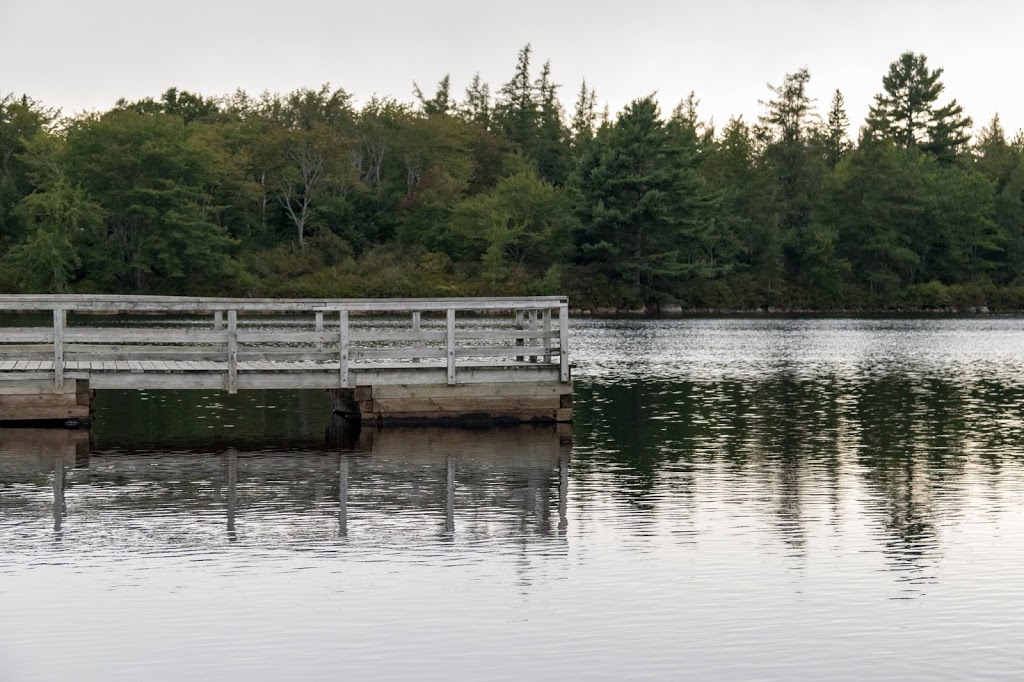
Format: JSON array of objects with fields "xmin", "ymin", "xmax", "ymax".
[{"xmin": 2, "ymin": 46, "xmax": 1023, "ymax": 311}]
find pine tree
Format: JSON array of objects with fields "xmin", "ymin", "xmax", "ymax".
[
  {"xmin": 866, "ymin": 52, "xmax": 971, "ymax": 161},
  {"xmin": 413, "ymin": 75, "xmax": 453, "ymax": 116},
  {"xmin": 759, "ymin": 68, "xmax": 816, "ymax": 145},
  {"xmin": 533, "ymin": 60, "xmax": 569, "ymax": 184},
  {"xmin": 570, "ymin": 80, "xmax": 598, "ymax": 150},
  {"xmin": 460, "ymin": 73, "xmax": 491, "ymax": 129},
  {"xmin": 494, "ymin": 44, "xmax": 539, "ymax": 151},
  {"xmin": 573, "ymin": 96, "xmax": 720, "ymax": 303},
  {"xmin": 824, "ymin": 90, "xmax": 850, "ymax": 168}
]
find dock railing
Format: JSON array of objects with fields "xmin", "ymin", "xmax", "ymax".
[{"xmin": 0, "ymin": 295, "xmax": 570, "ymax": 392}]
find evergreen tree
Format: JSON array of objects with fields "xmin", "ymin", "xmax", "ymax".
[
  {"xmin": 414, "ymin": 75, "xmax": 453, "ymax": 116},
  {"xmin": 758, "ymin": 68, "xmax": 829, "ymax": 288},
  {"xmin": 866, "ymin": 52, "xmax": 971, "ymax": 162},
  {"xmin": 759, "ymin": 68, "xmax": 816, "ymax": 145},
  {"xmin": 824, "ymin": 89, "xmax": 850, "ymax": 168},
  {"xmin": 570, "ymin": 80, "xmax": 598, "ymax": 151},
  {"xmin": 460, "ymin": 73, "xmax": 492, "ymax": 129},
  {"xmin": 573, "ymin": 96, "xmax": 720, "ymax": 304},
  {"xmin": 494, "ymin": 44, "xmax": 539, "ymax": 153},
  {"xmin": 533, "ymin": 60, "xmax": 569, "ymax": 184}
]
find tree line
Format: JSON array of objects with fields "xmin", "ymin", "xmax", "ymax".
[{"xmin": 2, "ymin": 46, "xmax": 1023, "ymax": 310}]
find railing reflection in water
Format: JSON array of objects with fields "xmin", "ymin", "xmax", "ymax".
[{"xmin": 0, "ymin": 421, "xmax": 572, "ymax": 543}]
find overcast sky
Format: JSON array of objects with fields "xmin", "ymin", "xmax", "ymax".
[{"xmin": 4, "ymin": 0, "xmax": 1023, "ymax": 137}]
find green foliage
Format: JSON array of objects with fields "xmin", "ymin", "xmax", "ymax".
[
  {"xmin": 60, "ymin": 109, "xmax": 238, "ymax": 292},
  {"xmin": 866, "ymin": 52, "xmax": 972, "ymax": 162},
  {"xmin": 0, "ymin": 50, "xmax": 1020, "ymax": 310},
  {"xmin": 573, "ymin": 97, "xmax": 725, "ymax": 303}
]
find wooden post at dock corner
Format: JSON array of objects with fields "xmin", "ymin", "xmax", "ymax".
[
  {"xmin": 559, "ymin": 303, "xmax": 570, "ymax": 383},
  {"xmin": 339, "ymin": 310, "xmax": 350, "ymax": 389},
  {"xmin": 446, "ymin": 308, "xmax": 456, "ymax": 386},
  {"xmin": 53, "ymin": 308, "xmax": 66, "ymax": 391}
]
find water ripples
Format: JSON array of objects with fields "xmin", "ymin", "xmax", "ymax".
[{"xmin": 3, "ymin": 317, "xmax": 1024, "ymax": 680}]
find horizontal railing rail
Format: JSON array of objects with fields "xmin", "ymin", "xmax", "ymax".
[
  {"xmin": 0, "ymin": 296, "xmax": 571, "ymax": 392},
  {"xmin": 0, "ymin": 295, "xmax": 567, "ymax": 313}
]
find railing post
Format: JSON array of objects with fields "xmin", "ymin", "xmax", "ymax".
[
  {"xmin": 227, "ymin": 309, "xmax": 238, "ymax": 394},
  {"xmin": 446, "ymin": 308, "xmax": 456, "ymax": 385},
  {"xmin": 558, "ymin": 303, "xmax": 570, "ymax": 383},
  {"xmin": 315, "ymin": 311, "xmax": 324, "ymax": 353},
  {"xmin": 214, "ymin": 311, "xmax": 223, "ymax": 331},
  {"xmin": 515, "ymin": 309, "xmax": 525, "ymax": 361},
  {"xmin": 542, "ymin": 308, "xmax": 552, "ymax": 364},
  {"xmin": 339, "ymin": 310, "xmax": 349, "ymax": 388},
  {"xmin": 529, "ymin": 309, "xmax": 539, "ymax": 362},
  {"xmin": 411, "ymin": 311, "xmax": 421, "ymax": 363},
  {"xmin": 53, "ymin": 308, "xmax": 65, "ymax": 390}
]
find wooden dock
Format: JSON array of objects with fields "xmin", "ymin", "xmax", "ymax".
[{"xmin": 0, "ymin": 295, "xmax": 572, "ymax": 424}]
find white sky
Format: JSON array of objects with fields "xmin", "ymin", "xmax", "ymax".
[{"xmin": 4, "ymin": 0, "xmax": 1023, "ymax": 138}]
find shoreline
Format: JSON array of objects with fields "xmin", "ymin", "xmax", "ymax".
[{"xmin": 571, "ymin": 304, "xmax": 1018, "ymax": 317}]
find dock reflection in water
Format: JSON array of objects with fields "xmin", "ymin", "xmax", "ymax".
[
  {"xmin": 0, "ymin": 421, "xmax": 571, "ymax": 553},
  {"xmin": 0, "ymin": 428, "xmax": 89, "ymax": 532}
]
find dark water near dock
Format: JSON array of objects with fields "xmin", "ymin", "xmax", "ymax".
[{"xmin": 3, "ymin": 317, "xmax": 1024, "ymax": 681}]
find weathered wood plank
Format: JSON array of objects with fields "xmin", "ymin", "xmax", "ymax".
[
  {"xmin": 65, "ymin": 329, "xmax": 228, "ymax": 343},
  {"xmin": 0, "ymin": 404, "xmax": 90, "ymax": 420},
  {"xmin": 351, "ymin": 348, "xmax": 447, "ymax": 360},
  {"xmin": 0, "ymin": 294, "xmax": 567, "ymax": 313},
  {"xmin": 455, "ymin": 330, "xmax": 559, "ymax": 341},
  {"xmin": 348, "ymin": 331, "xmax": 446, "ymax": 342},
  {"xmin": 0, "ymin": 392, "xmax": 83, "ymax": 407},
  {"xmin": 236, "ymin": 331, "xmax": 335, "ymax": 343},
  {"xmin": 363, "ymin": 408, "xmax": 572, "ymax": 423},
  {"xmin": 0, "ymin": 330, "xmax": 55, "ymax": 343},
  {"xmin": 371, "ymin": 396, "xmax": 562, "ymax": 413},
  {"xmin": 0, "ymin": 379, "xmax": 79, "ymax": 395},
  {"xmin": 455, "ymin": 346, "xmax": 554, "ymax": 359},
  {"xmin": 367, "ymin": 382, "xmax": 573, "ymax": 399}
]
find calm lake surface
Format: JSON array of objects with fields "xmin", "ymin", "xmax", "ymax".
[{"xmin": 3, "ymin": 317, "xmax": 1024, "ymax": 681}]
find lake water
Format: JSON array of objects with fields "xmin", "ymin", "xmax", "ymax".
[{"xmin": 3, "ymin": 317, "xmax": 1024, "ymax": 681}]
